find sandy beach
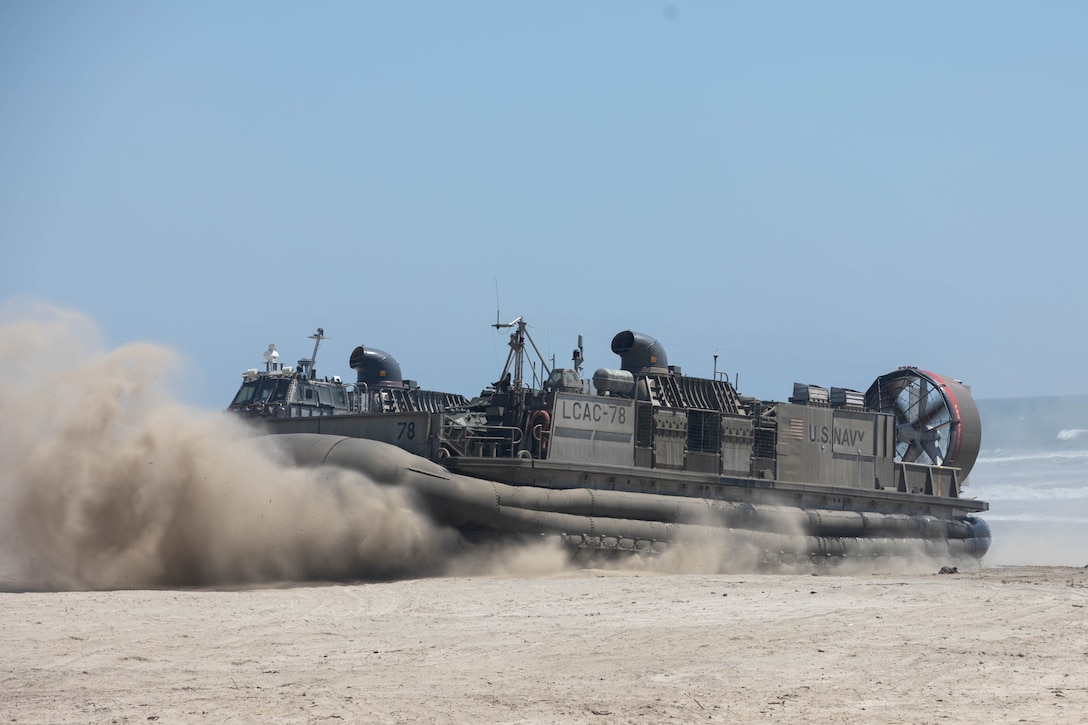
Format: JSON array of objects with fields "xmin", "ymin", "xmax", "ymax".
[{"xmin": 3, "ymin": 564, "xmax": 1086, "ymax": 724}]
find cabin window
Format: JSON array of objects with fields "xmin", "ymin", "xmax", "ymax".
[
  {"xmin": 317, "ymin": 386, "xmax": 333, "ymax": 406},
  {"xmin": 253, "ymin": 381, "xmax": 272, "ymax": 402},
  {"xmin": 231, "ymin": 381, "xmax": 259, "ymax": 406},
  {"xmin": 258, "ymin": 380, "xmax": 275, "ymax": 402},
  {"xmin": 268, "ymin": 379, "xmax": 290, "ymax": 403}
]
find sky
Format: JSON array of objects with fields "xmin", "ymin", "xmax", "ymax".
[{"xmin": 2, "ymin": 2, "xmax": 1086, "ymax": 410}]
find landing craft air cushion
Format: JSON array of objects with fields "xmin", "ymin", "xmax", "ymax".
[{"xmin": 229, "ymin": 320, "xmax": 990, "ymax": 565}]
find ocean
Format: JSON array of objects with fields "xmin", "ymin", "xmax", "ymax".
[{"xmin": 970, "ymin": 395, "xmax": 1088, "ymax": 566}]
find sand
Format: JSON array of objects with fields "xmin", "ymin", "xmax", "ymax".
[{"xmin": 3, "ymin": 564, "xmax": 1087, "ymax": 724}]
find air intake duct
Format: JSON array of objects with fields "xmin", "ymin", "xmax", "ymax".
[
  {"xmin": 592, "ymin": 368, "xmax": 636, "ymax": 396},
  {"xmin": 349, "ymin": 345, "xmax": 404, "ymax": 387},
  {"xmin": 611, "ymin": 331, "xmax": 670, "ymax": 374}
]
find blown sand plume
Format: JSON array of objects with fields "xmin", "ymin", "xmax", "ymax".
[{"xmin": 0, "ymin": 301, "xmax": 453, "ymax": 590}]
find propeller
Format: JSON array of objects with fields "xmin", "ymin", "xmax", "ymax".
[{"xmin": 864, "ymin": 368, "xmax": 981, "ymax": 478}]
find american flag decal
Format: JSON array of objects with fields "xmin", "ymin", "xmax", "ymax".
[{"xmin": 785, "ymin": 418, "xmax": 804, "ymax": 440}]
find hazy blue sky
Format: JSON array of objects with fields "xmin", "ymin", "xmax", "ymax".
[{"xmin": 3, "ymin": 2, "xmax": 1085, "ymax": 409}]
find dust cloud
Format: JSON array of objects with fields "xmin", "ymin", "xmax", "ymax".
[
  {"xmin": 0, "ymin": 301, "xmax": 456, "ymax": 591},
  {"xmin": 615, "ymin": 519, "xmax": 962, "ymax": 578}
]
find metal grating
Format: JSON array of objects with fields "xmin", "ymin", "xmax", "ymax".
[
  {"xmin": 644, "ymin": 374, "xmax": 743, "ymax": 414},
  {"xmin": 687, "ymin": 409, "xmax": 721, "ymax": 453}
]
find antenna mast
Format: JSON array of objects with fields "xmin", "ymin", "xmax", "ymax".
[
  {"xmin": 493, "ymin": 317, "xmax": 550, "ymax": 390},
  {"xmin": 298, "ymin": 327, "xmax": 327, "ymax": 380}
]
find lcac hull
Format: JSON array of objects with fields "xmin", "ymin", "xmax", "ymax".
[{"xmin": 273, "ymin": 433, "xmax": 991, "ymax": 564}]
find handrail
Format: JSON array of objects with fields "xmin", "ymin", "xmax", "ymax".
[
  {"xmin": 438, "ymin": 423, "xmax": 526, "ymax": 458},
  {"xmin": 349, "ymin": 382, "xmax": 369, "ymax": 413}
]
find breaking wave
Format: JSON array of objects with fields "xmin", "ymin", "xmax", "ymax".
[
  {"xmin": 981, "ymin": 513, "xmax": 1088, "ymax": 523},
  {"xmin": 974, "ymin": 484, "xmax": 1088, "ymax": 502},
  {"xmin": 976, "ymin": 450, "xmax": 1088, "ymax": 465}
]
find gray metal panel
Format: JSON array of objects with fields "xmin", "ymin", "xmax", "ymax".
[
  {"xmin": 652, "ymin": 408, "xmax": 687, "ymax": 470},
  {"xmin": 721, "ymin": 414, "xmax": 753, "ymax": 476},
  {"xmin": 686, "ymin": 451, "xmax": 719, "ymax": 473},
  {"xmin": 827, "ymin": 409, "xmax": 879, "ymax": 488},
  {"xmin": 268, "ymin": 412, "xmax": 436, "ymax": 458},
  {"xmin": 547, "ymin": 393, "xmax": 635, "ymax": 466},
  {"xmin": 874, "ymin": 413, "xmax": 895, "ymax": 490},
  {"xmin": 831, "ymin": 452, "xmax": 876, "ymax": 489},
  {"xmin": 831, "ymin": 410, "xmax": 877, "ymax": 456},
  {"xmin": 776, "ymin": 404, "xmax": 833, "ymax": 484}
]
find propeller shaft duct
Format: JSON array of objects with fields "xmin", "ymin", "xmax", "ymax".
[{"xmin": 864, "ymin": 368, "xmax": 981, "ymax": 478}]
